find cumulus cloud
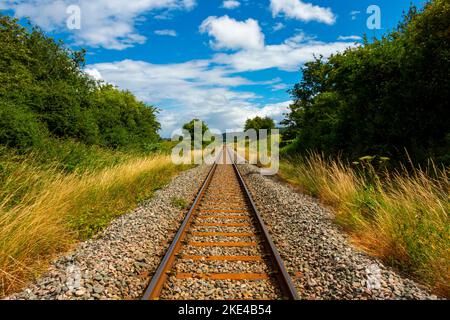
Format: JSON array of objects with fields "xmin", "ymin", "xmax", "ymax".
[
  {"xmin": 253, "ymin": 101, "xmax": 291, "ymax": 122},
  {"xmin": 200, "ymin": 15, "xmax": 265, "ymax": 51},
  {"xmin": 212, "ymin": 33, "xmax": 357, "ymax": 72},
  {"xmin": 83, "ymin": 58, "xmax": 295, "ymax": 136},
  {"xmin": 222, "ymin": 0, "xmax": 240, "ymax": 9},
  {"xmin": 270, "ymin": 0, "xmax": 336, "ymax": 25},
  {"xmin": 84, "ymin": 33, "xmax": 356, "ymax": 135},
  {"xmin": 84, "ymin": 59, "xmax": 260, "ymax": 135},
  {"xmin": 4, "ymin": 1, "xmax": 361, "ymax": 136},
  {"xmin": 84, "ymin": 68, "xmax": 103, "ymax": 81},
  {"xmin": 84, "ymin": 27, "xmax": 357, "ymax": 135},
  {"xmin": 155, "ymin": 29, "xmax": 178, "ymax": 37},
  {"xmin": 3, "ymin": 0, "xmax": 196, "ymax": 50}
]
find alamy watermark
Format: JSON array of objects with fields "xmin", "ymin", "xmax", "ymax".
[
  {"xmin": 65, "ymin": 264, "xmax": 82, "ymax": 291},
  {"xmin": 63, "ymin": 4, "xmax": 382, "ymax": 32},
  {"xmin": 367, "ymin": 5, "xmax": 382, "ymax": 30},
  {"xmin": 366, "ymin": 264, "xmax": 382, "ymax": 291},
  {"xmin": 171, "ymin": 120, "xmax": 279, "ymax": 176},
  {"xmin": 66, "ymin": 5, "xmax": 81, "ymax": 30}
]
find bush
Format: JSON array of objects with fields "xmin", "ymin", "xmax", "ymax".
[
  {"xmin": 0, "ymin": 101, "xmax": 46, "ymax": 149},
  {"xmin": 0, "ymin": 14, "xmax": 161, "ymax": 153},
  {"xmin": 282, "ymin": 0, "xmax": 450, "ymax": 165}
]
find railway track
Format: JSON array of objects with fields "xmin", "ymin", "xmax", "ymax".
[{"xmin": 142, "ymin": 146, "xmax": 298, "ymax": 300}]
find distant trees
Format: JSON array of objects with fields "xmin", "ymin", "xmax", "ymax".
[
  {"xmin": 182, "ymin": 119, "xmax": 209, "ymax": 140},
  {"xmin": 0, "ymin": 14, "xmax": 161, "ymax": 151},
  {"xmin": 244, "ymin": 116, "xmax": 275, "ymax": 139},
  {"xmin": 282, "ymin": 0, "xmax": 450, "ymax": 164}
]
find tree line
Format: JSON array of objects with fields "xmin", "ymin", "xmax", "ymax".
[
  {"xmin": 0, "ymin": 14, "xmax": 160, "ymax": 152},
  {"xmin": 282, "ymin": 0, "xmax": 450, "ymax": 165}
]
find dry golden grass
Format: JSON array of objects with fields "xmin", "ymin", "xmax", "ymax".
[
  {"xmin": 0, "ymin": 155, "xmax": 186, "ymax": 296},
  {"xmin": 280, "ymin": 153, "xmax": 449, "ymax": 297},
  {"xmin": 232, "ymin": 137, "xmax": 278, "ymax": 167}
]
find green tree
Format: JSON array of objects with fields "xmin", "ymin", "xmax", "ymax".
[
  {"xmin": 0, "ymin": 14, "xmax": 161, "ymax": 152},
  {"xmin": 282, "ymin": 0, "xmax": 450, "ymax": 164},
  {"xmin": 0, "ymin": 101, "xmax": 46, "ymax": 149},
  {"xmin": 182, "ymin": 119, "xmax": 209, "ymax": 140},
  {"xmin": 244, "ymin": 116, "xmax": 275, "ymax": 139}
]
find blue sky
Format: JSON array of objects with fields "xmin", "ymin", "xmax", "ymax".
[{"xmin": 1, "ymin": 0, "xmax": 426, "ymax": 137}]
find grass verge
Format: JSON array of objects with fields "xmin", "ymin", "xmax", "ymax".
[
  {"xmin": 279, "ymin": 153, "xmax": 449, "ymax": 297},
  {"xmin": 0, "ymin": 148, "xmax": 189, "ymax": 297}
]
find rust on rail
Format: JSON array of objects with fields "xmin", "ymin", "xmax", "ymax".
[
  {"xmin": 176, "ymin": 273, "xmax": 270, "ymax": 280},
  {"xmin": 181, "ymin": 255, "xmax": 263, "ymax": 262},
  {"xmin": 196, "ymin": 215, "xmax": 251, "ymax": 220},
  {"xmin": 188, "ymin": 241, "xmax": 258, "ymax": 247},
  {"xmin": 191, "ymin": 232, "xmax": 255, "ymax": 237},
  {"xmin": 198, "ymin": 209, "xmax": 249, "ymax": 213},
  {"xmin": 196, "ymin": 222, "xmax": 251, "ymax": 227},
  {"xmin": 142, "ymin": 146, "xmax": 299, "ymax": 300}
]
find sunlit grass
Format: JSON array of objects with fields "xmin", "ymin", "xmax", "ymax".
[
  {"xmin": 280, "ymin": 153, "xmax": 449, "ymax": 297},
  {"xmin": 0, "ymin": 153, "xmax": 188, "ymax": 296},
  {"xmin": 232, "ymin": 136, "xmax": 279, "ymax": 167}
]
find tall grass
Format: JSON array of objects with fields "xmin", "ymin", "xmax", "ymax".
[
  {"xmin": 280, "ymin": 153, "xmax": 449, "ymax": 297},
  {"xmin": 0, "ymin": 153, "xmax": 187, "ymax": 296}
]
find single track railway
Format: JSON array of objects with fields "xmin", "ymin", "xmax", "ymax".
[{"xmin": 142, "ymin": 146, "xmax": 298, "ymax": 300}]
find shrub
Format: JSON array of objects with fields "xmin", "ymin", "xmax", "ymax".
[{"xmin": 0, "ymin": 101, "xmax": 46, "ymax": 149}]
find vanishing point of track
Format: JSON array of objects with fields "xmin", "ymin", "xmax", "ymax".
[{"xmin": 142, "ymin": 146, "xmax": 299, "ymax": 300}]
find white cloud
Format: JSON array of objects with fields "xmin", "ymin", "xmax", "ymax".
[
  {"xmin": 85, "ymin": 59, "xmax": 261, "ymax": 135},
  {"xmin": 272, "ymin": 83, "xmax": 289, "ymax": 91},
  {"xmin": 3, "ymin": 0, "xmax": 196, "ymax": 50},
  {"xmin": 84, "ymin": 58, "xmax": 294, "ymax": 136},
  {"xmin": 270, "ymin": 0, "xmax": 336, "ymax": 25},
  {"xmin": 337, "ymin": 35, "xmax": 361, "ymax": 41},
  {"xmin": 273, "ymin": 22, "xmax": 285, "ymax": 32},
  {"xmin": 222, "ymin": 0, "xmax": 240, "ymax": 9},
  {"xmin": 85, "ymin": 28, "xmax": 357, "ymax": 135},
  {"xmin": 212, "ymin": 33, "xmax": 357, "ymax": 72},
  {"xmin": 254, "ymin": 101, "xmax": 291, "ymax": 122},
  {"xmin": 155, "ymin": 29, "xmax": 178, "ymax": 37},
  {"xmin": 85, "ymin": 68, "xmax": 103, "ymax": 81},
  {"xmin": 200, "ymin": 15, "xmax": 265, "ymax": 51}
]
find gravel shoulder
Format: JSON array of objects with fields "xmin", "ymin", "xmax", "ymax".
[
  {"xmin": 6, "ymin": 162, "xmax": 440, "ymax": 300},
  {"xmin": 6, "ymin": 165, "xmax": 211, "ymax": 300},
  {"xmin": 239, "ymin": 164, "xmax": 439, "ymax": 300}
]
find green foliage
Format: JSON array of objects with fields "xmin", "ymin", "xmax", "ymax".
[
  {"xmin": 92, "ymin": 85, "xmax": 160, "ymax": 149},
  {"xmin": 68, "ymin": 165, "xmax": 177, "ymax": 240},
  {"xmin": 0, "ymin": 14, "xmax": 161, "ymax": 152},
  {"xmin": 244, "ymin": 116, "xmax": 275, "ymax": 139},
  {"xmin": 182, "ymin": 119, "xmax": 209, "ymax": 140},
  {"xmin": 0, "ymin": 101, "xmax": 47, "ymax": 149},
  {"xmin": 170, "ymin": 196, "xmax": 189, "ymax": 210},
  {"xmin": 282, "ymin": 0, "xmax": 450, "ymax": 165},
  {"xmin": 0, "ymin": 141, "xmax": 134, "ymax": 210},
  {"xmin": 30, "ymin": 139, "xmax": 133, "ymax": 173},
  {"xmin": 281, "ymin": 153, "xmax": 450, "ymax": 296}
]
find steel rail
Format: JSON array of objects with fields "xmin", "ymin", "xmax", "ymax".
[
  {"xmin": 226, "ymin": 146, "xmax": 299, "ymax": 300},
  {"xmin": 141, "ymin": 150, "xmax": 221, "ymax": 300},
  {"xmin": 142, "ymin": 146, "xmax": 299, "ymax": 300}
]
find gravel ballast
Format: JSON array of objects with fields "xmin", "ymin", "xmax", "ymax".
[
  {"xmin": 239, "ymin": 164, "xmax": 438, "ymax": 300},
  {"xmin": 6, "ymin": 161, "xmax": 439, "ymax": 300},
  {"xmin": 6, "ymin": 165, "xmax": 211, "ymax": 300},
  {"xmin": 158, "ymin": 163, "xmax": 281, "ymax": 300}
]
